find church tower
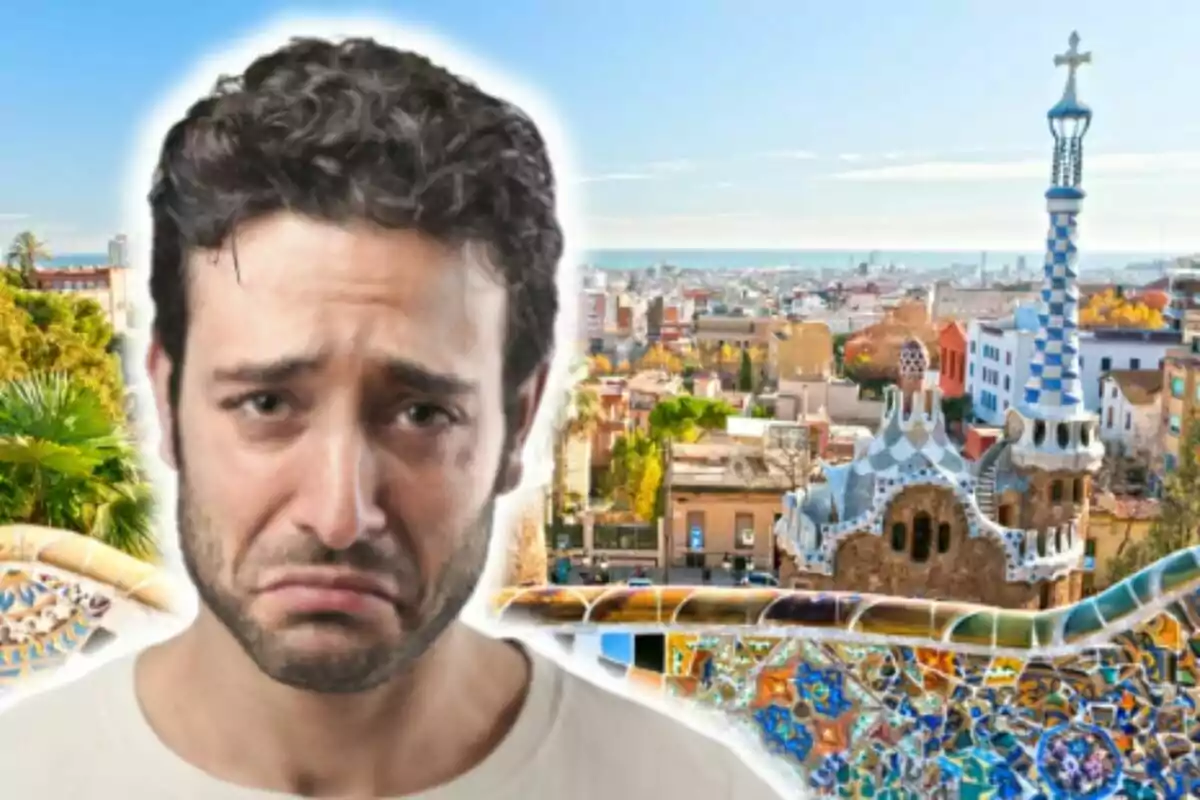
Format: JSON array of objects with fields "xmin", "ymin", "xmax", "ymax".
[{"xmin": 1005, "ymin": 32, "xmax": 1105, "ymax": 603}]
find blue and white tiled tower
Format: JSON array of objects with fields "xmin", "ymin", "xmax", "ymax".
[{"xmin": 1008, "ymin": 32, "xmax": 1105, "ymax": 474}]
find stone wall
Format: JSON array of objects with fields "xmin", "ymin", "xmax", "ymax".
[{"xmin": 782, "ymin": 485, "xmax": 1073, "ymax": 609}]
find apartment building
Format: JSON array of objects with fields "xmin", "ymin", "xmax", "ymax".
[
  {"xmin": 968, "ymin": 312, "xmax": 1180, "ymax": 423},
  {"xmin": 30, "ymin": 264, "xmax": 131, "ymax": 333}
]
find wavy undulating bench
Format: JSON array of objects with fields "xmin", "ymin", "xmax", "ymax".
[
  {"xmin": 0, "ymin": 524, "xmax": 177, "ymax": 693},
  {"xmin": 5, "ymin": 522, "xmax": 1198, "ymax": 798},
  {"xmin": 492, "ymin": 548, "xmax": 1200, "ymax": 799}
]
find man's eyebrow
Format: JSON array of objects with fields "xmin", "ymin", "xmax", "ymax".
[
  {"xmin": 210, "ymin": 354, "xmax": 477, "ymax": 395},
  {"xmin": 384, "ymin": 359, "xmax": 478, "ymax": 396},
  {"xmin": 212, "ymin": 355, "xmax": 327, "ymax": 384}
]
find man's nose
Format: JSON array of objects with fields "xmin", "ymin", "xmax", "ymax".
[{"xmin": 300, "ymin": 428, "xmax": 387, "ymax": 550}]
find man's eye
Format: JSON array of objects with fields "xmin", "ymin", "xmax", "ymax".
[
  {"xmin": 240, "ymin": 392, "xmax": 289, "ymax": 418},
  {"xmin": 398, "ymin": 402, "xmax": 453, "ymax": 429}
]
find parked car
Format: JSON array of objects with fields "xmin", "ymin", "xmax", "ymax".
[
  {"xmin": 626, "ymin": 577, "xmax": 654, "ymax": 588},
  {"xmin": 739, "ymin": 571, "xmax": 780, "ymax": 588}
]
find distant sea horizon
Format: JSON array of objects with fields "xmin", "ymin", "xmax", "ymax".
[{"xmin": 40, "ymin": 247, "xmax": 1183, "ymax": 273}]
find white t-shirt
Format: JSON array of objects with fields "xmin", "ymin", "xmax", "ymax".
[{"xmin": 0, "ymin": 640, "xmax": 792, "ymax": 798}]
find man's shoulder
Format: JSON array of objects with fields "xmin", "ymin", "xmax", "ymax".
[{"xmin": 538, "ymin": 651, "xmax": 788, "ymax": 797}]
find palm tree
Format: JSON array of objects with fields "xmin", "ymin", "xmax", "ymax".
[
  {"xmin": 552, "ymin": 386, "xmax": 601, "ymax": 519},
  {"xmin": 4, "ymin": 231, "xmax": 51, "ymax": 289},
  {"xmin": 0, "ymin": 372, "xmax": 157, "ymax": 559}
]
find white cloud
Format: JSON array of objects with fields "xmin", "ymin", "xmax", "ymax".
[
  {"xmin": 581, "ymin": 206, "xmax": 1200, "ymax": 253},
  {"xmin": 829, "ymin": 151, "xmax": 1200, "ymax": 182},
  {"xmin": 575, "ymin": 171, "xmax": 655, "ymax": 184},
  {"xmin": 837, "ymin": 153, "xmax": 863, "ymax": 162},
  {"xmin": 760, "ymin": 149, "xmax": 818, "ymax": 160},
  {"xmin": 0, "ymin": 213, "xmax": 29, "ymax": 221}
]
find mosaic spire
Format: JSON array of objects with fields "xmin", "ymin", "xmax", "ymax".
[{"xmin": 1023, "ymin": 32, "xmax": 1093, "ymax": 413}]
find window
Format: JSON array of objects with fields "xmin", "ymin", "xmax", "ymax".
[
  {"xmin": 891, "ymin": 522, "xmax": 906, "ymax": 552},
  {"xmin": 1130, "ymin": 358, "xmax": 1141, "ymax": 370},
  {"xmin": 1072, "ymin": 478, "xmax": 1083, "ymax": 503},
  {"xmin": 998, "ymin": 505, "xmax": 1013, "ymax": 526},
  {"xmin": 937, "ymin": 522, "xmax": 951, "ymax": 554},
  {"xmin": 734, "ymin": 513, "xmax": 755, "ymax": 549},
  {"xmin": 1106, "ymin": 407, "xmax": 1114, "ymax": 428},
  {"xmin": 1101, "ymin": 357, "xmax": 1112, "ymax": 371},
  {"xmin": 1004, "ymin": 376, "xmax": 1010, "ymax": 391},
  {"xmin": 970, "ymin": 341, "xmax": 976, "ymax": 354},
  {"xmin": 1170, "ymin": 415, "xmax": 1183, "ymax": 436},
  {"xmin": 1125, "ymin": 413, "xmax": 1132, "ymax": 431},
  {"xmin": 1051, "ymin": 480, "xmax": 1064, "ymax": 502},
  {"xmin": 912, "ymin": 513, "xmax": 932, "ymax": 563},
  {"xmin": 1006, "ymin": 352, "xmax": 1012, "ymax": 366},
  {"xmin": 685, "ymin": 511, "xmax": 706, "ymax": 551},
  {"xmin": 1172, "ymin": 376, "xmax": 1185, "ymax": 398}
]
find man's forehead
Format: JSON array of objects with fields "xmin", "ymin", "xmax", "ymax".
[
  {"xmin": 180, "ymin": 216, "xmax": 509, "ymax": 376},
  {"xmin": 185, "ymin": 217, "xmax": 503, "ymax": 300}
]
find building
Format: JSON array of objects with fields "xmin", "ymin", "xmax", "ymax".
[
  {"xmin": 771, "ymin": 321, "xmax": 834, "ymax": 382},
  {"xmin": 1098, "ymin": 370, "xmax": 1162, "ymax": 457},
  {"xmin": 1159, "ymin": 339, "xmax": 1200, "ymax": 476},
  {"xmin": 968, "ymin": 313, "xmax": 1179, "ymax": 423},
  {"xmin": 938, "ymin": 321, "xmax": 968, "ymax": 398},
  {"xmin": 774, "ymin": 33, "xmax": 1103, "ymax": 609},
  {"xmin": 30, "ymin": 264, "xmax": 131, "ymax": 333},
  {"xmin": 965, "ymin": 309, "xmax": 1039, "ymax": 425},
  {"xmin": 106, "ymin": 234, "xmax": 129, "ymax": 269},
  {"xmin": 664, "ymin": 438, "xmax": 798, "ymax": 572},
  {"xmin": 930, "ymin": 282, "xmax": 1039, "ymax": 321},
  {"xmin": 1084, "ymin": 493, "xmax": 1160, "ymax": 595}
]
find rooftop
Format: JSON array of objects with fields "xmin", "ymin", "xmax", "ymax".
[{"xmin": 1104, "ymin": 370, "xmax": 1163, "ymax": 406}]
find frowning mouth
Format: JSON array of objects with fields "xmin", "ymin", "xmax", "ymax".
[{"xmin": 255, "ymin": 569, "xmax": 401, "ymax": 615}]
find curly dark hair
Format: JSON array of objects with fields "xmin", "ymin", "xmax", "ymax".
[{"xmin": 148, "ymin": 36, "xmax": 564, "ymax": 410}]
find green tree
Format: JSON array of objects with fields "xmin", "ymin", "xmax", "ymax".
[
  {"xmin": 832, "ymin": 333, "xmax": 852, "ymax": 375},
  {"xmin": 0, "ymin": 283, "xmax": 125, "ymax": 420},
  {"xmin": 750, "ymin": 403, "xmax": 772, "ymax": 419},
  {"xmin": 942, "ymin": 395, "xmax": 974, "ymax": 424},
  {"xmin": 648, "ymin": 395, "xmax": 736, "ymax": 443},
  {"xmin": 738, "ymin": 347, "xmax": 754, "ymax": 391},
  {"xmin": 605, "ymin": 429, "xmax": 663, "ymax": 521},
  {"xmin": 552, "ymin": 386, "xmax": 601, "ymax": 518},
  {"xmin": 0, "ymin": 372, "xmax": 156, "ymax": 560},
  {"xmin": 4, "ymin": 231, "xmax": 51, "ymax": 289},
  {"xmin": 1108, "ymin": 427, "xmax": 1200, "ymax": 583}
]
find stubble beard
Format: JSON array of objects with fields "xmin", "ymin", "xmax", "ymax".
[{"xmin": 175, "ymin": 471, "xmax": 496, "ymax": 695}]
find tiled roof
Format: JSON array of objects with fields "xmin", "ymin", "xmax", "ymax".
[{"xmin": 1106, "ymin": 370, "xmax": 1163, "ymax": 406}]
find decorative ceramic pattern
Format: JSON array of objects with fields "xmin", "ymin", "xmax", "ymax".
[
  {"xmin": 0, "ymin": 525, "xmax": 178, "ymax": 694},
  {"xmin": 492, "ymin": 545, "xmax": 1200, "ymax": 798},
  {"xmin": 897, "ymin": 338, "xmax": 929, "ymax": 383}
]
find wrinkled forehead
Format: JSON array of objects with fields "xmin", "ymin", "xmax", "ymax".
[{"xmin": 181, "ymin": 214, "xmax": 508, "ymax": 382}]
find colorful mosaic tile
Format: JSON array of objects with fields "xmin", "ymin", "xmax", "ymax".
[
  {"xmin": 492, "ymin": 546, "xmax": 1200, "ymax": 798},
  {"xmin": 0, "ymin": 525, "xmax": 178, "ymax": 694}
]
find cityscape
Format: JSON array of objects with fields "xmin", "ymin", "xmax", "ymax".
[{"xmin": 4, "ymin": 9, "xmax": 1200, "ymax": 800}]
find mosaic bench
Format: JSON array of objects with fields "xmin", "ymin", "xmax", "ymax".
[
  {"xmin": 0, "ymin": 524, "xmax": 176, "ymax": 697},
  {"xmin": 492, "ymin": 547, "xmax": 1200, "ymax": 799},
  {"xmin": 5, "ymin": 521, "xmax": 1200, "ymax": 798}
]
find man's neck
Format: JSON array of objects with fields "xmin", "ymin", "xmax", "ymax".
[{"xmin": 134, "ymin": 616, "xmax": 531, "ymax": 796}]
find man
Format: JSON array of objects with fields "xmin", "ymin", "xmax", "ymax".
[{"xmin": 0, "ymin": 35, "xmax": 786, "ymax": 799}]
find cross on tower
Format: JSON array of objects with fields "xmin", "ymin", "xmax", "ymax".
[{"xmin": 1053, "ymin": 31, "xmax": 1092, "ymax": 82}]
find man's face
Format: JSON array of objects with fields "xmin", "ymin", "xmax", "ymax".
[{"xmin": 148, "ymin": 213, "xmax": 542, "ymax": 693}]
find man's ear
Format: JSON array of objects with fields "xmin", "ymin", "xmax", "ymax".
[
  {"xmin": 145, "ymin": 336, "xmax": 180, "ymax": 470},
  {"xmin": 495, "ymin": 361, "xmax": 551, "ymax": 496}
]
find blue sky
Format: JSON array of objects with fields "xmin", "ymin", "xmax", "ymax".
[{"xmin": 3, "ymin": 1, "xmax": 1199, "ymax": 254}]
